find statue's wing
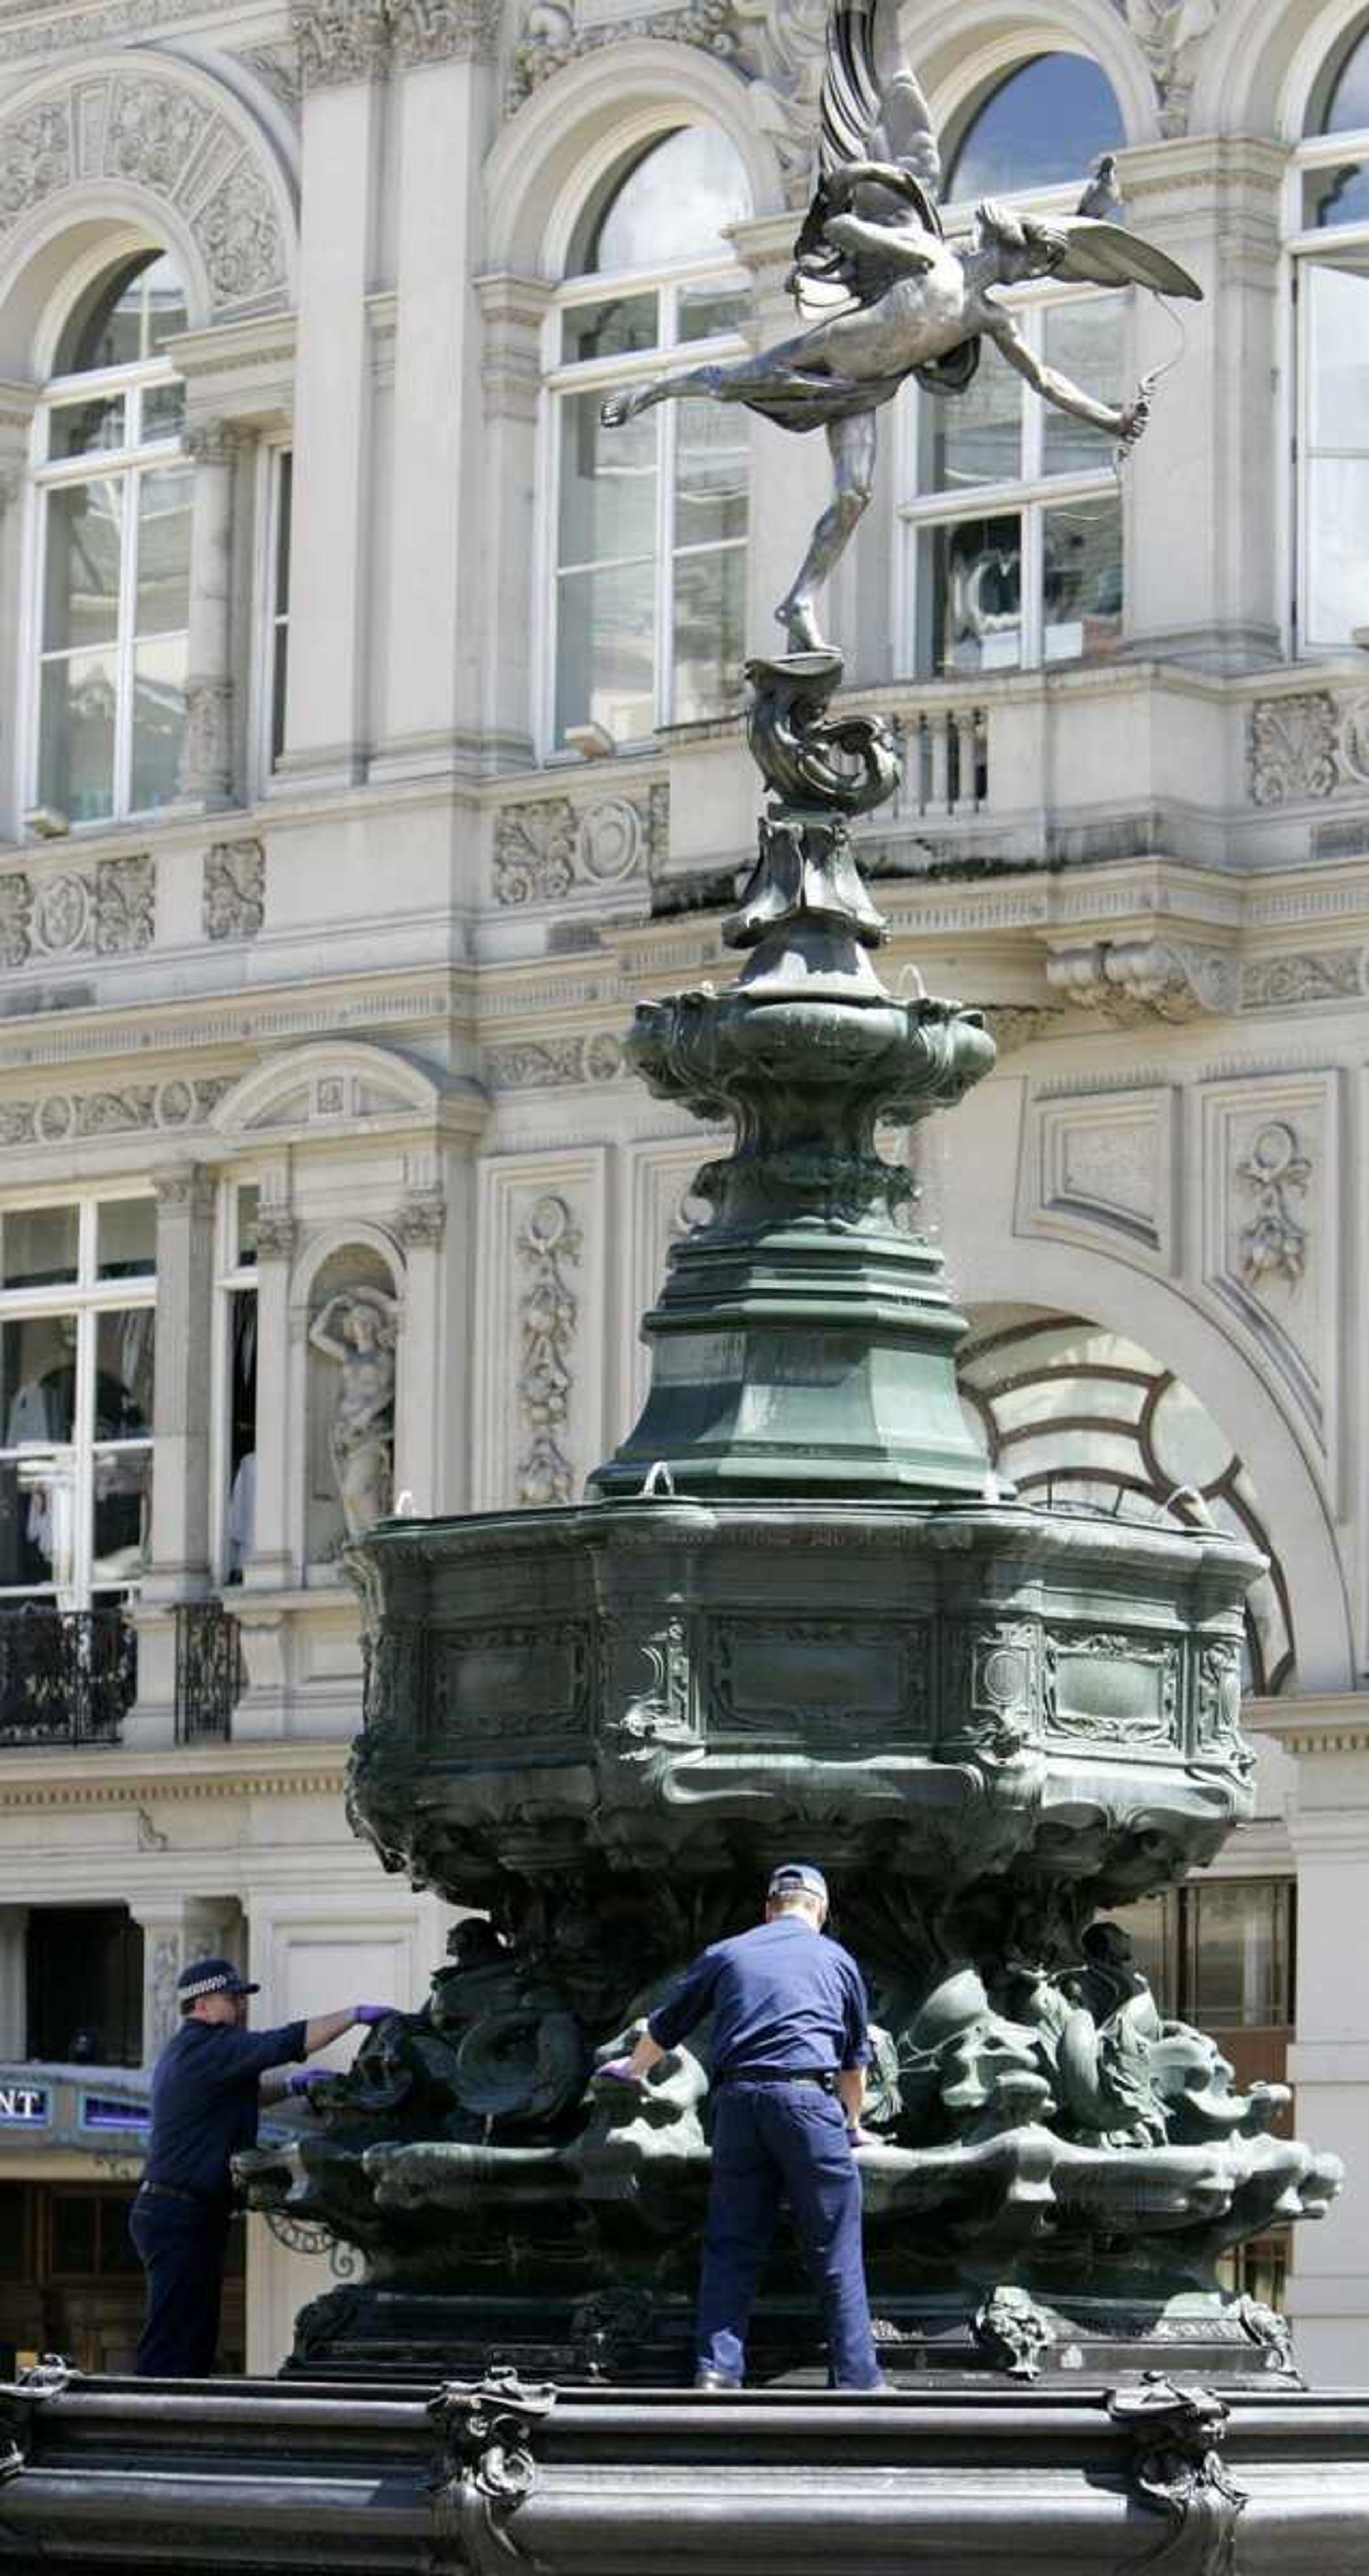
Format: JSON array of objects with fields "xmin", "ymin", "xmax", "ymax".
[
  {"xmin": 818, "ymin": 0, "xmax": 883, "ymax": 183},
  {"xmin": 795, "ymin": 1, "xmax": 943, "ymax": 296},
  {"xmin": 1050, "ymin": 218, "xmax": 1203, "ymax": 301}
]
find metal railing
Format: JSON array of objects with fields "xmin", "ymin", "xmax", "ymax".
[
  {"xmin": 0, "ymin": 1606, "xmax": 137, "ymax": 1748},
  {"xmin": 174, "ymin": 1599, "xmax": 245, "ymax": 1744}
]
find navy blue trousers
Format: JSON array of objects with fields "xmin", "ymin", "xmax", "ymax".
[
  {"xmin": 129, "ymin": 2195, "xmax": 229, "ymax": 2377},
  {"xmin": 695, "ymin": 2079, "xmax": 880, "ymax": 2388}
]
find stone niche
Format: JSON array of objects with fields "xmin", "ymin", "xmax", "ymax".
[{"xmin": 306, "ymin": 1245, "xmax": 402, "ymax": 1574}]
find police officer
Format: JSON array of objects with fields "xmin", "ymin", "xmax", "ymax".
[
  {"xmin": 599, "ymin": 1862, "xmax": 885, "ymax": 2392},
  {"xmin": 130, "ymin": 1957, "xmax": 388, "ymax": 2377}
]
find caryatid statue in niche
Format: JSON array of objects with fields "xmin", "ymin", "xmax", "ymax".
[
  {"xmin": 309, "ymin": 1284, "xmax": 400, "ymax": 1540},
  {"xmin": 601, "ymin": 0, "xmax": 1202, "ymax": 652}
]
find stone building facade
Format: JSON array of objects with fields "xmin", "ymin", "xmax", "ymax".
[{"xmin": 0, "ymin": 0, "xmax": 1366, "ymax": 2376}]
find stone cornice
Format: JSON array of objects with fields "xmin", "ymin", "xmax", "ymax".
[
  {"xmin": 0, "ymin": 1740, "xmax": 350, "ymax": 1811},
  {"xmin": 1244, "ymin": 1693, "xmax": 1369, "ymax": 1756}
]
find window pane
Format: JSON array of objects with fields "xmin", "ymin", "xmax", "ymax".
[
  {"xmin": 1188, "ymin": 1882, "xmax": 1292, "ymax": 2028},
  {"xmin": 49, "ymin": 397, "xmax": 125, "ymax": 461},
  {"xmin": 0, "ymin": 1457, "xmax": 74, "ymax": 1588},
  {"xmin": 1321, "ymin": 31, "xmax": 1369, "ymax": 134},
  {"xmin": 135, "ymin": 465, "xmax": 192, "ymax": 635},
  {"xmin": 0, "ymin": 1209, "xmax": 77, "ymax": 1293},
  {"xmin": 1306, "ymin": 163, "xmax": 1369, "ymax": 228},
  {"xmin": 1043, "ymin": 491, "xmax": 1123, "ymax": 661},
  {"xmin": 562, "ymin": 292, "xmax": 658, "ymax": 364},
  {"xmin": 1103, "ymin": 1894, "xmax": 1179, "ymax": 2015},
  {"xmin": 58, "ymin": 251, "xmax": 189, "ymax": 375},
  {"xmin": 1043, "ymin": 301, "xmax": 1123, "ymax": 475},
  {"xmin": 672, "ymin": 545, "xmax": 745, "ymax": 724},
  {"xmin": 130, "ymin": 636, "xmax": 188, "ymax": 812},
  {"xmin": 274, "ymin": 450, "xmax": 293, "ymax": 617},
  {"xmin": 675, "ymin": 398, "xmax": 748, "ymax": 547},
  {"xmin": 918, "ymin": 514, "xmax": 1022, "ymax": 676},
  {"xmin": 1306, "ymin": 262, "xmax": 1369, "ymax": 446},
  {"xmin": 97, "ymin": 1202, "xmax": 156, "ymax": 1281},
  {"xmin": 93, "ymin": 1447, "xmax": 151, "ymax": 1584},
  {"xmin": 678, "ymin": 283, "xmax": 749, "ymax": 343},
  {"xmin": 94, "ymin": 1311, "xmax": 154, "ymax": 1439},
  {"xmin": 948, "ymin": 56, "xmax": 1124, "ymax": 200},
  {"xmin": 589, "ymin": 126, "xmax": 750, "ymax": 273},
  {"xmin": 1304, "ymin": 457, "xmax": 1369, "ymax": 645},
  {"xmin": 556, "ymin": 560, "xmax": 655, "ymax": 744},
  {"xmin": 40, "ymin": 650, "xmax": 116, "ymax": 824},
  {"xmin": 236, "ymin": 1186, "xmax": 260, "ymax": 1269},
  {"xmin": 3, "ymin": 1319, "xmax": 77, "ymax": 1446},
  {"xmin": 924, "ymin": 338, "xmax": 1022, "ymax": 491},
  {"xmin": 43, "ymin": 481, "xmax": 122, "ymax": 650},
  {"xmin": 558, "ymin": 389, "xmax": 656, "ymax": 567},
  {"xmin": 140, "ymin": 382, "xmax": 186, "ymax": 443}
]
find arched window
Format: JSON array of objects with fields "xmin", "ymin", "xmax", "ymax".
[
  {"xmin": 945, "ymin": 53, "xmax": 1125, "ymax": 203},
  {"xmin": 32, "ymin": 250, "xmax": 191, "ymax": 828},
  {"xmin": 1293, "ymin": 20, "xmax": 1369, "ymax": 651},
  {"xmin": 549, "ymin": 126, "xmax": 752, "ymax": 750}
]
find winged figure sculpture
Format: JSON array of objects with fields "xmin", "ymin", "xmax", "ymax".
[{"xmin": 601, "ymin": 0, "xmax": 1201, "ymax": 653}]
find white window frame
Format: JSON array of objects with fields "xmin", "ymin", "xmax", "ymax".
[
  {"xmin": 1286, "ymin": 120, "xmax": 1369, "ymax": 660},
  {"xmin": 896, "ymin": 279, "xmax": 1128, "ymax": 681},
  {"xmin": 540, "ymin": 252, "xmax": 750, "ymax": 758},
  {"xmin": 250, "ymin": 439, "xmax": 293, "ymax": 796},
  {"xmin": 0, "ymin": 1189, "xmax": 157, "ymax": 1611},
  {"xmin": 26, "ymin": 316, "xmax": 188, "ymax": 832},
  {"xmin": 209, "ymin": 1179, "xmax": 260, "ymax": 1588}
]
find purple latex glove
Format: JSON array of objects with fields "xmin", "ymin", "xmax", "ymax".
[
  {"xmin": 846, "ymin": 2125, "xmax": 880, "ymax": 2150},
  {"xmin": 287, "ymin": 2069, "xmax": 328, "ymax": 2097},
  {"xmin": 595, "ymin": 2056, "xmax": 640, "ymax": 2084},
  {"xmin": 354, "ymin": 2003, "xmax": 390, "ymax": 2024}
]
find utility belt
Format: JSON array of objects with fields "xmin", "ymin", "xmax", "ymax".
[
  {"xmin": 716, "ymin": 2066, "xmax": 837, "ymax": 2093},
  {"xmin": 137, "ymin": 2179, "xmax": 232, "ymax": 2218}
]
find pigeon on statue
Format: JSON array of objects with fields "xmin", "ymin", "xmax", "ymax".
[{"xmin": 1077, "ymin": 154, "xmax": 1124, "ymax": 223}]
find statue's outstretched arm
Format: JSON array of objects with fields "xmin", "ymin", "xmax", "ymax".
[
  {"xmin": 824, "ymin": 209, "xmax": 939, "ymax": 274},
  {"xmin": 985, "ymin": 311, "xmax": 1138, "ymax": 440}
]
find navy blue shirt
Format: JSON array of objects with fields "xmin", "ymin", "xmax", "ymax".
[
  {"xmin": 647, "ymin": 1917, "xmax": 871, "ymax": 2077},
  {"xmin": 144, "ymin": 2017, "xmax": 309, "ymax": 2204}
]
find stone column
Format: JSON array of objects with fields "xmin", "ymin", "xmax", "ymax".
[
  {"xmin": 126, "ymin": 1897, "xmax": 242, "ymax": 2064},
  {"xmin": 393, "ymin": 1179, "xmax": 445, "ymax": 1520},
  {"xmin": 176, "ymin": 419, "xmax": 240, "ymax": 806},
  {"xmin": 0, "ymin": 383, "xmax": 38, "ymax": 842},
  {"xmin": 0, "ymin": 1906, "xmax": 27, "ymax": 2057},
  {"xmin": 124, "ymin": 1167, "xmax": 218, "ymax": 1752},
  {"xmin": 473, "ymin": 272, "xmax": 553, "ymax": 771},
  {"xmin": 277, "ymin": 0, "xmax": 390, "ymax": 790},
  {"xmin": 372, "ymin": 2, "xmax": 501, "ymax": 781},
  {"xmin": 242, "ymin": 1203, "xmax": 297, "ymax": 1593}
]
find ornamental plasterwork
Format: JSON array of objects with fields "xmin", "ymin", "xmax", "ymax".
[
  {"xmin": 0, "ymin": 1075, "xmax": 229, "ymax": 1148},
  {"xmin": 1240, "ymin": 952, "xmax": 1364, "ymax": 1010},
  {"xmin": 493, "ymin": 785, "xmax": 668, "ymax": 906},
  {"xmin": 1248, "ymin": 693, "xmax": 1340, "ymax": 806},
  {"xmin": 1236, "ymin": 1119, "xmax": 1312, "ymax": 1292},
  {"xmin": 204, "ymin": 839, "xmax": 266, "ymax": 943},
  {"xmin": 291, "ymin": 0, "xmax": 390, "ymax": 88},
  {"xmin": 1045, "ymin": 937, "xmax": 1235, "ymax": 1024},
  {"xmin": 514, "ymin": 1192, "xmax": 581, "ymax": 1506},
  {"xmin": 0, "ymin": 855, "xmax": 154, "ymax": 970},
  {"xmin": 486, "ymin": 1032, "xmax": 625, "ymax": 1090},
  {"xmin": 1114, "ymin": 0, "xmax": 1225, "ymax": 139},
  {"xmin": 231, "ymin": 46, "xmax": 305, "ymax": 114},
  {"xmin": 0, "ymin": 73, "xmax": 287, "ymax": 312},
  {"xmin": 391, "ymin": 0, "xmax": 504, "ymax": 65}
]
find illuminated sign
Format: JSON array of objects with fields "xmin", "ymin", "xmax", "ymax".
[
  {"xmin": 0, "ymin": 2084, "xmax": 48, "ymax": 2125},
  {"xmin": 82, "ymin": 2096, "xmax": 148, "ymax": 2133}
]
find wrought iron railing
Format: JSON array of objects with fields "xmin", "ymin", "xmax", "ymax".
[
  {"xmin": 0, "ymin": 1605, "xmax": 137, "ymax": 1748},
  {"xmin": 174, "ymin": 1599, "xmax": 245, "ymax": 1744}
]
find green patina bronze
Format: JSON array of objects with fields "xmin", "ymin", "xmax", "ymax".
[{"xmin": 239, "ymin": 648, "xmax": 1338, "ymax": 2392}]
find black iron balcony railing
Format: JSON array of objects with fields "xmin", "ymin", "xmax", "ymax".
[
  {"xmin": 0, "ymin": 1605, "xmax": 137, "ymax": 1748},
  {"xmin": 174, "ymin": 1599, "xmax": 245, "ymax": 1744}
]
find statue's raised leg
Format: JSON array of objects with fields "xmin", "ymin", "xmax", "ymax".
[{"xmin": 775, "ymin": 409, "xmax": 879, "ymax": 652}]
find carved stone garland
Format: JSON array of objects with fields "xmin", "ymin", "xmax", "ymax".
[{"xmin": 514, "ymin": 1195, "xmax": 582, "ymax": 1507}]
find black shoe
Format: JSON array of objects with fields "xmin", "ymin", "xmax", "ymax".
[{"xmin": 693, "ymin": 2368, "xmax": 742, "ymax": 2392}]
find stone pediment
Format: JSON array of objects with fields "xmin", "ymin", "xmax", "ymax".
[{"xmin": 209, "ymin": 1042, "xmax": 481, "ymax": 1143}]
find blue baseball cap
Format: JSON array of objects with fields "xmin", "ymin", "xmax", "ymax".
[
  {"xmin": 768, "ymin": 1861, "xmax": 829, "ymax": 1904},
  {"xmin": 176, "ymin": 1956, "xmax": 259, "ymax": 2003}
]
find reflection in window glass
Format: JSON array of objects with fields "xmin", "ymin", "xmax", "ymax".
[
  {"xmin": 236, "ymin": 1186, "xmax": 261, "ymax": 1269},
  {"xmin": 49, "ymin": 397, "xmax": 125, "ymax": 461},
  {"xmin": 2, "ymin": 1315, "xmax": 77, "ymax": 1440},
  {"xmin": 57, "ymin": 253, "xmax": 189, "ymax": 377},
  {"xmin": 97, "ymin": 1202, "xmax": 156, "ymax": 1281},
  {"xmin": 94, "ymin": 1311, "xmax": 155, "ymax": 1439},
  {"xmin": 92, "ymin": 1446, "xmax": 151, "ymax": 1584},
  {"xmin": 131, "ymin": 636, "xmax": 189, "ymax": 811},
  {"xmin": 678, "ymin": 284, "xmax": 750, "ymax": 343},
  {"xmin": 948, "ymin": 55, "xmax": 1124, "ymax": 201},
  {"xmin": 559, "ymin": 391, "xmax": 657, "ymax": 568},
  {"xmin": 926, "ymin": 340, "xmax": 1021, "ymax": 491},
  {"xmin": 562, "ymin": 293, "xmax": 659, "ymax": 365},
  {"xmin": 1043, "ymin": 302, "xmax": 1122, "ymax": 475},
  {"xmin": 1188, "ymin": 1882, "xmax": 1293, "ymax": 2029},
  {"xmin": 555, "ymin": 560, "xmax": 656, "ymax": 743},
  {"xmin": 673, "ymin": 543, "xmax": 745, "ymax": 725},
  {"xmin": 43, "ymin": 480, "xmax": 122, "ymax": 651},
  {"xmin": 921, "ymin": 514, "xmax": 1023, "ymax": 674},
  {"xmin": 589, "ymin": 127, "xmax": 750, "ymax": 272},
  {"xmin": 1, "ymin": 1209, "xmax": 78, "ymax": 1292},
  {"xmin": 39, "ymin": 652, "xmax": 118, "ymax": 823},
  {"xmin": 1318, "ymin": 29, "xmax": 1369, "ymax": 134},
  {"xmin": 1306, "ymin": 162, "xmax": 1369, "ymax": 227},
  {"xmin": 1043, "ymin": 491, "xmax": 1123, "ymax": 661},
  {"xmin": 1103, "ymin": 1894, "xmax": 1179, "ymax": 2015}
]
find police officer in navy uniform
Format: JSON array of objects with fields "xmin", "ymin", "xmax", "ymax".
[
  {"xmin": 130, "ymin": 1957, "xmax": 388, "ymax": 2377},
  {"xmin": 599, "ymin": 1862, "xmax": 886, "ymax": 2392}
]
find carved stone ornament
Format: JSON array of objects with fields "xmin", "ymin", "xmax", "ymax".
[
  {"xmin": 493, "ymin": 785, "xmax": 667, "ymax": 906},
  {"xmin": 1046, "ymin": 939, "xmax": 1234, "ymax": 1024},
  {"xmin": 486, "ymin": 1033, "xmax": 625, "ymax": 1091},
  {"xmin": 1115, "ymin": 0, "xmax": 1226, "ymax": 139},
  {"xmin": 397, "ymin": 1191, "xmax": 448, "ymax": 1248},
  {"xmin": 1248, "ymin": 693, "xmax": 1339, "ymax": 807},
  {"xmin": 252, "ymin": 1207, "xmax": 299, "ymax": 1263},
  {"xmin": 94, "ymin": 855, "xmax": 155, "ymax": 954},
  {"xmin": 515, "ymin": 1194, "xmax": 582, "ymax": 1506},
  {"xmin": 1240, "ymin": 950, "xmax": 1364, "ymax": 1009},
  {"xmin": 292, "ymin": 0, "xmax": 391, "ymax": 87},
  {"xmin": 1236, "ymin": 1119, "xmax": 1311, "ymax": 1292},
  {"xmin": 204, "ymin": 841, "xmax": 266, "ymax": 944},
  {"xmin": 391, "ymin": 0, "xmax": 504, "ymax": 65},
  {"xmin": 0, "ymin": 858, "xmax": 154, "ymax": 970},
  {"xmin": 0, "ymin": 75, "xmax": 286, "ymax": 311}
]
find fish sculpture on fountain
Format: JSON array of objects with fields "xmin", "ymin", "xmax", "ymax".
[{"xmin": 239, "ymin": 0, "xmax": 1341, "ymax": 2391}]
